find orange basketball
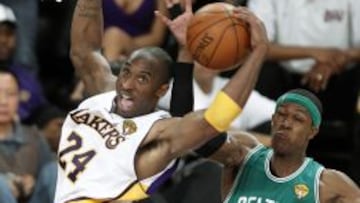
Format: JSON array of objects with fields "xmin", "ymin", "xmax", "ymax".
[{"xmin": 186, "ymin": 3, "xmax": 250, "ymax": 70}]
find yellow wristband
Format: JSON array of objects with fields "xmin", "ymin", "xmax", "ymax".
[{"xmin": 204, "ymin": 91, "xmax": 242, "ymax": 132}]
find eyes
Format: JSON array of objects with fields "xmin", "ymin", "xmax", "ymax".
[
  {"xmin": 119, "ymin": 66, "xmax": 151, "ymax": 85},
  {"xmin": 276, "ymin": 108, "xmax": 307, "ymax": 123},
  {"xmin": 0, "ymin": 89, "xmax": 19, "ymax": 98}
]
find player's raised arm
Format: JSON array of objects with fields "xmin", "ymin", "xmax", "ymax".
[
  {"xmin": 156, "ymin": 0, "xmax": 194, "ymax": 117},
  {"xmin": 70, "ymin": 0, "xmax": 116, "ymax": 95},
  {"xmin": 157, "ymin": 6, "xmax": 269, "ymax": 159},
  {"xmin": 222, "ymin": 7, "xmax": 268, "ymax": 109}
]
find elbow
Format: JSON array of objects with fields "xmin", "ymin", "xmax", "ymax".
[
  {"xmin": 71, "ymin": 39, "xmax": 92, "ymax": 57},
  {"xmin": 70, "ymin": 45, "xmax": 96, "ymax": 69},
  {"xmin": 70, "ymin": 46, "xmax": 83, "ymax": 62},
  {"xmin": 70, "ymin": 47, "xmax": 85, "ymax": 70},
  {"xmin": 70, "ymin": 36, "xmax": 97, "ymax": 62}
]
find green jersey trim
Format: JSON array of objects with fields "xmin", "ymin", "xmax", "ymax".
[
  {"xmin": 265, "ymin": 150, "xmax": 311, "ymax": 183},
  {"xmin": 315, "ymin": 165, "xmax": 324, "ymax": 203}
]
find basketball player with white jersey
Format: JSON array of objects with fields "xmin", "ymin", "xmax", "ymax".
[{"xmin": 54, "ymin": 0, "xmax": 269, "ymax": 202}]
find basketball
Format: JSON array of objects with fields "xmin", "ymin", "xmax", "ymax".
[{"xmin": 186, "ymin": 3, "xmax": 250, "ymax": 70}]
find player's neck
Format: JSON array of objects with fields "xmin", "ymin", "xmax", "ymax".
[{"xmin": 270, "ymin": 154, "xmax": 306, "ymax": 177}]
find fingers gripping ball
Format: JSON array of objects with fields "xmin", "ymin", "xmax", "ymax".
[{"xmin": 187, "ymin": 3, "xmax": 250, "ymax": 70}]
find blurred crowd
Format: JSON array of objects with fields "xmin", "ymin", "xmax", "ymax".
[{"xmin": 0, "ymin": 0, "xmax": 358, "ymax": 202}]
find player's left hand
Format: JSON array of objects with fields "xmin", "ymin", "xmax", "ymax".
[{"xmin": 155, "ymin": 0, "xmax": 193, "ymax": 47}]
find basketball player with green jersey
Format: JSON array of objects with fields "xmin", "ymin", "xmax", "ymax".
[{"xmin": 209, "ymin": 88, "xmax": 360, "ymax": 203}]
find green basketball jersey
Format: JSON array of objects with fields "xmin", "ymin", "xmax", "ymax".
[{"xmin": 224, "ymin": 145, "xmax": 324, "ymax": 203}]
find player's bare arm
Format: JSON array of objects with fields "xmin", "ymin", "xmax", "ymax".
[
  {"xmin": 134, "ymin": 112, "xmax": 216, "ymax": 180},
  {"xmin": 70, "ymin": 0, "xmax": 116, "ymax": 95},
  {"xmin": 210, "ymin": 131, "xmax": 260, "ymax": 199},
  {"xmin": 210, "ymin": 131, "xmax": 259, "ymax": 167},
  {"xmin": 160, "ymin": 41, "xmax": 269, "ymax": 160},
  {"xmin": 134, "ymin": 6, "xmax": 269, "ymax": 181},
  {"xmin": 320, "ymin": 169, "xmax": 360, "ymax": 203}
]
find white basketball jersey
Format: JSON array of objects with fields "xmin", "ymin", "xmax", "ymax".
[{"xmin": 54, "ymin": 92, "xmax": 172, "ymax": 203}]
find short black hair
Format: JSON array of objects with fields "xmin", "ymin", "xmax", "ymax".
[
  {"xmin": 0, "ymin": 21, "xmax": 16, "ymax": 29},
  {"xmin": 0, "ymin": 69, "xmax": 20, "ymax": 89},
  {"xmin": 33, "ymin": 104, "xmax": 66, "ymax": 129},
  {"xmin": 130, "ymin": 47, "xmax": 174, "ymax": 83},
  {"xmin": 110, "ymin": 59, "xmax": 126, "ymax": 76}
]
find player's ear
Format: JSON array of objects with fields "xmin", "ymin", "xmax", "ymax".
[
  {"xmin": 156, "ymin": 83, "xmax": 169, "ymax": 98},
  {"xmin": 271, "ymin": 114, "xmax": 275, "ymax": 126},
  {"xmin": 308, "ymin": 126, "xmax": 319, "ymax": 140}
]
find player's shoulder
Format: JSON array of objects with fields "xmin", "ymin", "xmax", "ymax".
[
  {"xmin": 319, "ymin": 169, "xmax": 354, "ymax": 192},
  {"xmin": 319, "ymin": 168, "xmax": 360, "ymax": 202},
  {"xmin": 320, "ymin": 169, "xmax": 350, "ymax": 183},
  {"xmin": 78, "ymin": 91, "xmax": 116, "ymax": 110}
]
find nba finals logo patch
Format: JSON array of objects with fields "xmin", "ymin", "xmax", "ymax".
[
  {"xmin": 294, "ymin": 184, "xmax": 309, "ymax": 199},
  {"xmin": 123, "ymin": 120, "xmax": 137, "ymax": 135}
]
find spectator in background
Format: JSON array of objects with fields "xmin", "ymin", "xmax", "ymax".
[
  {"xmin": 102, "ymin": 0, "xmax": 169, "ymax": 62},
  {"xmin": 33, "ymin": 105, "xmax": 65, "ymax": 153},
  {"xmin": 28, "ymin": 105, "xmax": 66, "ymax": 203},
  {"xmin": 247, "ymin": 0, "xmax": 360, "ymax": 122},
  {"xmin": 0, "ymin": 70, "xmax": 52, "ymax": 203},
  {"xmin": 0, "ymin": 0, "xmax": 39, "ymax": 73},
  {"xmin": 0, "ymin": 3, "xmax": 47, "ymax": 124}
]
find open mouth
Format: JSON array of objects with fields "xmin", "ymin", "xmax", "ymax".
[{"xmin": 117, "ymin": 93, "xmax": 135, "ymax": 112}]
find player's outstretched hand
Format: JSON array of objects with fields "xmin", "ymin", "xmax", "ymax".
[{"xmin": 155, "ymin": 0, "xmax": 193, "ymax": 47}]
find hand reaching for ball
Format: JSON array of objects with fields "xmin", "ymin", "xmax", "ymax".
[
  {"xmin": 232, "ymin": 7, "xmax": 269, "ymax": 51},
  {"xmin": 155, "ymin": 0, "xmax": 194, "ymax": 47}
]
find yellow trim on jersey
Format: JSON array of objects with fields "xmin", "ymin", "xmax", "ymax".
[
  {"xmin": 68, "ymin": 200, "xmax": 100, "ymax": 203},
  {"xmin": 204, "ymin": 91, "xmax": 242, "ymax": 132},
  {"xmin": 67, "ymin": 183, "xmax": 149, "ymax": 203},
  {"xmin": 117, "ymin": 182, "xmax": 149, "ymax": 201}
]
